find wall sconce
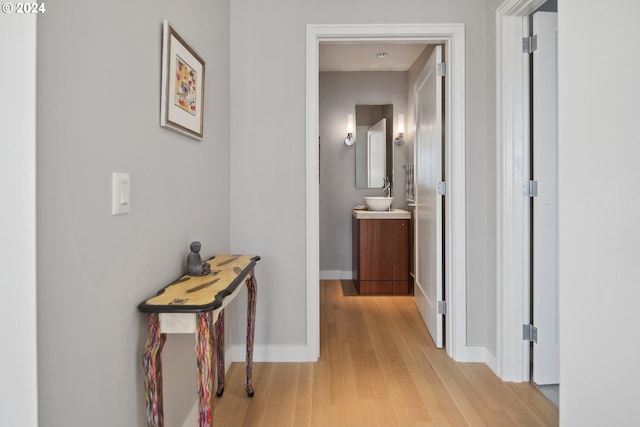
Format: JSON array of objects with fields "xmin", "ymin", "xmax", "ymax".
[
  {"xmin": 394, "ymin": 113, "xmax": 405, "ymax": 146},
  {"xmin": 344, "ymin": 113, "xmax": 355, "ymax": 146}
]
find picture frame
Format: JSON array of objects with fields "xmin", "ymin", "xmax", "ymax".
[{"xmin": 160, "ymin": 20, "xmax": 205, "ymax": 139}]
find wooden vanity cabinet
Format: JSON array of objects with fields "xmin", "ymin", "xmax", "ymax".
[{"xmin": 352, "ymin": 216, "xmax": 410, "ymax": 295}]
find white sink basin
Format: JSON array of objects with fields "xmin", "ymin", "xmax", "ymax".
[{"xmin": 364, "ymin": 196, "xmax": 393, "ymax": 211}]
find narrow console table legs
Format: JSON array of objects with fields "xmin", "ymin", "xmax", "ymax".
[
  {"xmin": 245, "ymin": 271, "xmax": 257, "ymax": 397},
  {"xmin": 142, "ymin": 313, "xmax": 167, "ymax": 427},
  {"xmin": 196, "ymin": 312, "xmax": 214, "ymax": 426},
  {"xmin": 215, "ymin": 310, "xmax": 225, "ymax": 397}
]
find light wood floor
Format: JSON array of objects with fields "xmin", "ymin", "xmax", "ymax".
[{"xmin": 212, "ymin": 280, "xmax": 558, "ymax": 426}]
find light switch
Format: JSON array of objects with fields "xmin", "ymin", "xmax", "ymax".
[{"xmin": 112, "ymin": 172, "xmax": 131, "ymax": 215}]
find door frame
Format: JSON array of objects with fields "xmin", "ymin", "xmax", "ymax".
[
  {"xmin": 1, "ymin": 14, "xmax": 39, "ymax": 425},
  {"xmin": 495, "ymin": 0, "xmax": 548, "ymax": 382},
  {"xmin": 306, "ymin": 23, "xmax": 469, "ymax": 361}
]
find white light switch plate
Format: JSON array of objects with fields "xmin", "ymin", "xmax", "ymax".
[{"xmin": 112, "ymin": 172, "xmax": 131, "ymax": 215}]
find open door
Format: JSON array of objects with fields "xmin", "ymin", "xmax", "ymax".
[
  {"xmin": 532, "ymin": 11, "xmax": 559, "ymax": 385},
  {"xmin": 414, "ymin": 46, "xmax": 444, "ymax": 348}
]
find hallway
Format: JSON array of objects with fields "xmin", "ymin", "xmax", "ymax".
[{"xmin": 213, "ymin": 280, "xmax": 558, "ymax": 426}]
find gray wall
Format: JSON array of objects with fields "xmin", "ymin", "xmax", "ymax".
[
  {"xmin": 319, "ymin": 71, "xmax": 408, "ymax": 276},
  {"xmin": 36, "ymin": 0, "xmax": 230, "ymax": 425},
  {"xmin": 229, "ymin": 0, "xmax": 495, "ymax": 350}
]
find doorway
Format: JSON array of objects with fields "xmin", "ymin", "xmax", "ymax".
[
  {"xmin": 496, "ymin": 0, "xmax": 560, "ymax": 389},
  {"xmin": 529, "ymin": 8, "xmax": 559, "ymax": 400},
  {"xmin": 306, "ymin": 24, "xmax": 468, "ymax": 362}
]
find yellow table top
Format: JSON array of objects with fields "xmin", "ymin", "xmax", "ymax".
[{"xmin": 138, "ymin": 254, "xmax": 260, "ymax": 313}]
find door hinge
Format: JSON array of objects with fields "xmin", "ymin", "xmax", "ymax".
[
  {"xmin": 437, "ymin": 62, "xmax": 446, "ymax": 77},
  {"xmin": 523, "ymin": 324, "xmax": 538, "ymax": 343},
  {"xmin": 523, "ymin": 180, "xmax": 538, "ymax": 197},
  {"xmin": 437, "ymin": 300, "xmax": 447, "ymax": 315},
  {"xmin": 437, "ymin": 181, "xmax": 446, "ymax": 196},
  {"xmin": 523, "ymin": 35, "xmax": 537, "ymax": 54}
]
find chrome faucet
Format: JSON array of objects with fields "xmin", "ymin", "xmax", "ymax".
[{"xmin": 382, "ymin": 177, "xmax": 391, "ymax": 197}]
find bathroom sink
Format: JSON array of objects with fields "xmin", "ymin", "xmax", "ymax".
[{"xmin": 364, "ymin": 196, "xmax": 393, "ymax": 211}]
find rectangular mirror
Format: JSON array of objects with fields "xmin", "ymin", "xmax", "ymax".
[{"xmin": 355, "ymin": 104, "xmax": 393, "ymax": 189}]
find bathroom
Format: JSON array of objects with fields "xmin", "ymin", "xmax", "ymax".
[{"xmin": 318, "ymin": 43, "xmax": 437, "ymax": 290}]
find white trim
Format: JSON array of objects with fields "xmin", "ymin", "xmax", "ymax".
[
  {"xmin": 319, "ymin": 270, "xmax": 353, "ymax": 280},
  {"xmin": 307, "ymin": 24, "xmax": 470, "ymax": 362},
  {"xmin": 495, "ymin": 0, "xmax": 541, "ymax": 382},
  {"xmin": 182, "ymin": 403, "xmax": 198, "ymax": 427},
  {"xmin": 0, "ymin": 15, "xmax": 38, "ymax": 427},
  {"xmin": 464, "ymin": 346, "xmax": 499, "ymax": 375},
  {"xmin": 230, "ymin": 344, "xmax": 317, "ymax": 362},
  {"xmin": 182, "ymin": 344, "xmax": 236, "ymax": 427},
  {"xmin": 306, "ymin": 26, "xmax": 321, "ymax": 360}
]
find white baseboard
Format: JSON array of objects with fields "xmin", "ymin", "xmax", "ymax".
[
  {"xmin": 319, "ymin": 270, "xmax": 352, "ymax": 280},
  {"xmin": 484, "ymin": 349, "xmax": 498, "ymax": 375},
  {"xmin": 455, "ymin": 345, "xmax": 499, "ymax": 377},
  {"xmin": 230, "ymin": 344, "xmax": 317, "ymax": 362},
  {"xmin": 182, "ymin": 403, "xmax": 198, "ymax": 427},
  {"xmin": 181, "ymin": 345, "xmax": 236, "ymax": 427}
]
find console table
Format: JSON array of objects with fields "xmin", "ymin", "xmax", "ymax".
[{"xmin": 138, "ymin": 254, "xmax": 260, "ymax": 427}]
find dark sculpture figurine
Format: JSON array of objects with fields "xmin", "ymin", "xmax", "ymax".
[{"xmin": 186, "ymin": 241, "xmax": 211, "ymax": 276}]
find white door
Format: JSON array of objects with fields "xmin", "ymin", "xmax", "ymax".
[
  {"xmin": 414, "ymin": 46, "xmax": 444, "ymax": 348},
  {"xmin": 532, "ymin": 11, "xmax": 559, "ymax": 385},
  {"xmin": 367, "ymin": 118, "xmax": 386, "ymax": 188}
]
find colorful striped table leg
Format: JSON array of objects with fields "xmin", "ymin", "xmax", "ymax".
[
  {"xmin": 245, "ymin": 270, "xmax": 257, "ymax": 397},
  {"xmin": 215, "ymin": 309, "xmax": 225, "ymax": 397},
  {"xmin": 142, "ymin": 313, "xmax": 167, "ymax": 427},
  {"xmin": 196, "ymin": 312, "xmax": 214, "ymax": 427}
]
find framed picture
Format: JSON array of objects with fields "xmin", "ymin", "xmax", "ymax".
[{"xmin": 160, "ymin": 20, "xmax": 205, "ymax": 139}]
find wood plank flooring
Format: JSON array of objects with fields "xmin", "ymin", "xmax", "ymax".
[{"xmin": 212, "ymin": 280, "xmax": 558, "ymax": 426}]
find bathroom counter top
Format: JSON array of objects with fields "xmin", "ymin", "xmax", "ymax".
[{"xmin": 352, "ymin": 208, "xmax": 411, "ymax": 219}]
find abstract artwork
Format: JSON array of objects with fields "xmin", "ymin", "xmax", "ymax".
[
  {"xmin": 175, "ymin": 56, "xmax": 197, "ymax": 115},
  {"xmin": 160, "ymin": 20, "xmax": 205, "ymax": 139}
]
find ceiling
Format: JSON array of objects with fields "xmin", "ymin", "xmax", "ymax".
[{"xmin": 319, "ymin": 43, "xmax": 429, "ymax": 72}]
